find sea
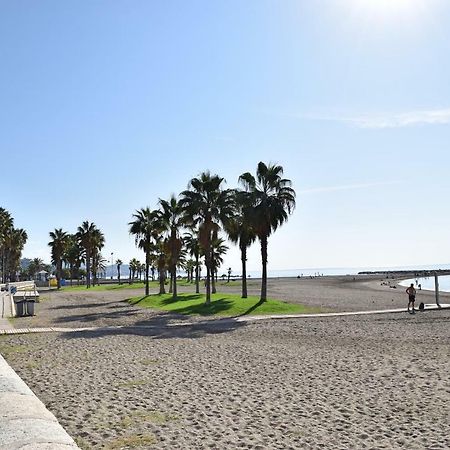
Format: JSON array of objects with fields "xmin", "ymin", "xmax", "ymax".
[
  {"xmin": 399, "ymin": 275, "xmax": 450, "ymax": 293},
  {"xmin": 245, "ymin": 263, "xmax": 450, "ymax": 279}
]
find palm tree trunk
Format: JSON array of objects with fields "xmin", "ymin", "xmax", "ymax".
[
  {"xmin": 172, "ymin": 269, "xmax": 177, "ymax": 300},
  {"xmin": 145, "ymin": 257, "xmax": 150, "ymax": 296},
  {"xmin": 260, "ymin": 235, "xmax": 268, "ymax": 301},
  {"xmin": 159, "ymin": 267, "xmax": 166, "ymax": 294},
  {"xmin": 205, "ymin": 263, "xmax": 211, "ymax": 304},
  {"xmin": 195, "ymin": 253, "xmax": 200, "ymax": 294},
  {"xmin": 211, "ymin": 269, "xmax": 216, "ymax": 294},
  {"xmin": 241, "ymin": 245, "xmax": 248, "ymax": 298},
  {"xmin": 86, "ymin": 249, "xmax": 91, "ymax": 289},
  {"xmin": 57, "ymin": 259, "xmax": 62, "ymax": 290}
]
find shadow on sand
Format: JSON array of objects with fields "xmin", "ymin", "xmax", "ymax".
[{"xmin": 59, "ymin": 314, "xmax": 247, "ymax": 341}]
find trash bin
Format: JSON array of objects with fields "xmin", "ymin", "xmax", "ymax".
[
  {"xmin": 15, "ymin": 300, "xmax": 26, "ymax": 317},
  {"xmin": 26, "ymin": 300, "xmax": 35, "ymax": 316}
]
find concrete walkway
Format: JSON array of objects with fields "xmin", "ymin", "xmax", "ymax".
[
  {"xmin": 0, "ymin": 354, "xmax": 79, "ymax": 449},
  {"xmin": 0, "ymin": 317, "xmax": 13, "ymax": 331}
]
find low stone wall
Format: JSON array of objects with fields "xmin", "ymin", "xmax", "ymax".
[{"xmin": 0, "ymin": 354, "xmax": 79, "ymax": 449}]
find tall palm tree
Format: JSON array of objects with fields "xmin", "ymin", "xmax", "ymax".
[
  {"xmin": 239, "ymin": 162, "xmax": 296, "ymax": 301},
  {"xmin": 76, "ymin": 221, "xmax": 101, "ymax": 288},
  {"xmin": 0, "ymin": 208, "xmax": 14, "ymax": 282},
  {"xmin": 48, "ymin": 228, "xmax": 70, "ymax": 289},
  {"xmin": 92, "ymin": 253, "xmax": 107, "ymax": 285},
  {"xmin": 129, "ymin": 258, "xmax": 140, "ymax": 283},
  {"xmin": 159, "ymin": 195, "xmax": 184, "ymax": 300},
  {"xmin": 180, "ymin": 172, "xmax": 235, "ymax": 305},
  {"xmin": 64, "ymin": 236, "xmax": 84, "ymax": 287},
  {"xmin": 28, "ymin": 257, "xmax": 44, "ymax": 281},
  {"xmin": 225, "ymin": 190, "xmax": 257, "ymax": 298},
  {"xmin": 210, "ymin": 237, "xmax": 228, "ymax": 294},
  {"xmin": 184, "ymin": 229, "xmax": 201, "ymax": 293},
  {"xmin": 116, "ymin": 259, "xmax": 123, "ymax": 284},
  {"xmin": 129, "ymin": 208, "xmax": 159, "ymax": 296},
  {"xmin": 91, "ymin": 229, "xmax": 105, "ymax": 286},
  {"xmin": 4, "ymin": 227, "xmax": 28, "ymax": 282},
  {"xmin": 184, "ymin": 259, "xmax": 195, "ymax": 283}
]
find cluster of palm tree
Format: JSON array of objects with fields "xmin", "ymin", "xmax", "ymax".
[
  {"xmin": 0, "ymin": 208, "xmax": 28, "ymax": 283},
  {"xmin": 48, "ymin": 221, "xmax": 105, "ymax": 289},
  {"xmin": 129, "ymin": 162, "xmax": 296, "ymax": 304},
  {"xmin": 128, "ymin": 258, "xmax": 147, "ymax": 283}
]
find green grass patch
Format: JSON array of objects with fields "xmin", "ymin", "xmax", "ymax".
[
  {"xmin": 0, "ymin": 343, "xmax": 30, "ymax": 357},
  {"xmin": 106, "ymin": 433, "xmax": 157, "ymax": 449},
  {"xmin": 116, "ymin": 379, "xmax": 148, "ymax": 388},
  {"xmin": 128, "ymin": 292, "xmax": 321, "ymax": 317},
  {"xmin": 141, "ymin": 358, "xmax": 160, "ymax": 366},
  {"xmin": 121, "ymin": 411, "xmax": 178, "ymax": 427}
]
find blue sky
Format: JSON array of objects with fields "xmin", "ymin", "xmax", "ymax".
[{"xmin": 1, "ymin": 0, "xmax": 449, "ymax": 272}]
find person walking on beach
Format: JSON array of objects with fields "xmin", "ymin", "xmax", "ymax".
[{"xmin": 406, "ymin": 284, "xmax": 417, "ymax": 314}]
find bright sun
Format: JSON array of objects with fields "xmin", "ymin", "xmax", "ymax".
[
  {"xmin": 353, "ymin": 0, "xmax": 425, "ymax": 16},
  {"xmin": 352, "ymin": 0, "xmax": 427, "ymax": 21}
]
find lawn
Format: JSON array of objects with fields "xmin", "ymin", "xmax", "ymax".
[{"xmin": 128, "ymin": 292, "xmax": 322, "ymax": 317}]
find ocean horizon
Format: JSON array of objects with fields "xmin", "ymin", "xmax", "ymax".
[{"xmin": 105, "ymin": 263, "xmax": 450, "ymax": 280}]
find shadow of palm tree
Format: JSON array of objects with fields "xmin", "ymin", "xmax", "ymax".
[
  {"xmin": 239, "ymin": 299, "xmax": 265, "ymax": 317},
  {"xmin": 169, "ymin": 298, "xmax": 234, "ymax": 316},
  {"xmin": 59, "ymin": 314, "xmax": 247, "ymax": 341}
]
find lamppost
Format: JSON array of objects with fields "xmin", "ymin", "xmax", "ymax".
[{"xmin": 111, "ymin": 252, "xmax": 114, "ymax": 280}]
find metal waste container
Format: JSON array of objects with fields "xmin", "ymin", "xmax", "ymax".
[
  {"xmin": 26, "ymin": 300, "xmax": 35, "ymax": 316},
  {"xmin": 15, "ymin": 300, "xmax": 26, "ymax": 317}
]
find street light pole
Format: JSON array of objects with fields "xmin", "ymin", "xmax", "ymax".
[{"xmin": 111, "ymin": 252, "xmax": 114, "ymax": 280}]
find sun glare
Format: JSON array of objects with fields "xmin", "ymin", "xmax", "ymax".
[{"xmin": 350, "ymin": 0, "xmax": 430, "ymax": 22}]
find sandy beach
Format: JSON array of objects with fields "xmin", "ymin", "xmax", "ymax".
[{"xmin": 1, "ymin": 277, "xmax": 449, "ymax": 449}]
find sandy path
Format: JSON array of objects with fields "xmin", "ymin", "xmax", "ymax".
[
  {"xmin": 2, "ymin": 277, "xmax": 449, "ymax": 449},
  {"xmin": 1, "ymin": 309, "xmax": 449, "ymax": 449}
]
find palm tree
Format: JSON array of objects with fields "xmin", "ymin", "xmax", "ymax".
[
  {"xmin": 184, "ymin": 229, "xmax": 201, "ymax": 293},
  {"xmin": 90, "ymin": 229, "xmax": 105, "ymax": 286},
  {"xmin": 76, "ymin": 221, "xmax": 101, "ymax": 288},
  {"xmin": 64, "ymin": 236, "xmax": 84, "ymax": 287},
  {"xmin": 129, "ymin": 208, "xmax": 158, "ymax": 295},
  {"xmin": 158, "ymin": 195, "xmax": 184, "ymax": 300},
  {"xmin": 0, "ymin": 208, "xmax": 14, "ymax": 282},
  {"xmin": 225, "ymin": 190, "xmax": 257, "ymax": 298},
  {"xmin": 116, "ymin": 259, "xmax": 123, "ymax": 284},
  {"xmin": 129, "ymin": 258, "xmax": 140, "ymax": 283},
  {"xmin": 4, "ymin": 227, "xmax": 28, "ymax": 282},
  {"xmin": 180, "ymin": 172, "xmax": 235, "ymax": 305},
  {"xmin": 28, "ymin": 257, "xmax": 44, "ymax": 281},
  {"xmin": 184, "ymin": 259, "xmax": 195, "ymax": 283},
  {"xmin": 210, "ymin": 237, "xmax": 228, "ymax": 293},
  {"xmin": 48, "ymin": 228, "xmax": 70, "ymax": 289},
  {"xmin": 92, "ymin": 253, "xmax": 107, "ymax": 285},
  {"xmin": 239, "ymin": 162, "xmax": 296, "ymax": 301}
]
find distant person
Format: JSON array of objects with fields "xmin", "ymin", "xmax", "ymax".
[
  {"xmin": 418, "ymin": 284, "xmax": 422, "ymax": 290},
  {"xmin": 406, "ymin": 284, "xmax": 417, "ymax": 314}
]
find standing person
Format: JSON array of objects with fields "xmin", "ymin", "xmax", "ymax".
[{"xmin": 406, "ymin": 283, "xmax": 417, "ymax": 314}]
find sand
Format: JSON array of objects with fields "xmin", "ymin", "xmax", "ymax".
[{"xmin": 1, "ymin": 277, "xmax": 449, "ymax": 449}]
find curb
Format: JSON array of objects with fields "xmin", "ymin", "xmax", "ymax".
[{"xmin": 0, "ymin": 354, "xmax": 79, "ymax": 449}]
